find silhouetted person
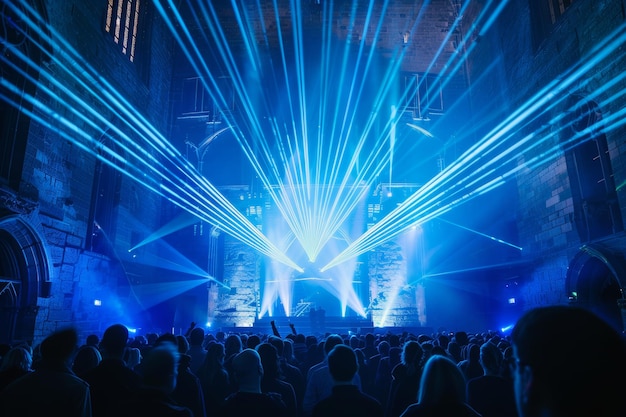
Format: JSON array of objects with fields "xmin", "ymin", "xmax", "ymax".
[
  {"xmin": 220, "ymin": 348, "xmax": 289, "ymax": 417},
  {"xmin": 387, "ymin": 340, "xmax": 424, "ymax": 417},
  {"xmin": 317, "ymin": 307, "xmax": 325, "ymax": 331},
  {"xmin": 309, "ymin": 307, "xmax": 318, "ymax": 333},
  {"xmin": 85, "ymin": 334, "xmax": 100, "ymax": 348},
  {"xmin": 510, "ymin": 305, "xmax": 626, "ymax": 417},
  {"xmin": 257, "ymin": 342, "xmax": 298, "ymax": 417},
  {"xmin": 72, "ymin": 345, "xmax": 102, "ymax": 379},
  {"xmin": 197, "ymin": 341, "xmax": 230, "ymax": 417},
  {"xmin": 400, "ymin": 354, "xmax": 480, "ymax": 417},
  {"xmin": 300, "ymin": 335, "xmax": 322, "ymax": 377},
  {"xmin": 269, "ymin": 336, "xmax": 306, "ymax": 415},
  {"xmin": 188, "ymin": 326, "xmax": 208, "ymax": 374},
  {"xmin": 447, "ymin": 340, "xmax": 463, "ymax": 363},
  {"xmin": 82, "ymin": 323, "xmax": 141, "ymax": 417},
  {"xmin": 303, "ymin": 334, "xmax": 361, "ymax": 416},
  {"xmin": 115, "ymin": 342, "xmax": 193, "ymax": 417},
  {"xmin": 223, "ymin": 333, "xmax": 243, "ymax": 392},
  {"xmin": 362, "ymin": 333, "xmax": 378, "ymax": 360},
  {"xmin": 458, "ymin": 343, "xmax": 483, "ymax": 381},
  {"xmin": 312, "ymin": 344, "xmax": 383, "ymax": 417},
  {"xmin": 466, "ymin": 341, "xmax": 517, "ymax": 417},
  {"xmin": 0, "ymin": 346, "xmax": 32, "ymax": 392},
  {"xmin": 375, "ymin": 343, "xmax": 401, "ymax": 410},
  {"xmin": 0, "ymin": 327, "xmax": 92, "ymax": 417},
  {"xmin": 454, "ymin": 331, "xmax": 469, "ymax": 347},
  {"xmin": 172, "ymin": 334, "xmax": 207, "ymax": 417},
  {"xmin": 364, "ymin": 340, "xmax": 388, "ymax": 404},
  {"xmin": 292, "ymin": 333, "xmax": 308, "ymax": 364},
  {"xmin": 283, "ymin": 338, "xmax": 301, "ymax": 367},
  {"xmin": 123, "ymin": 346, "xmax": 142, "ymax": 370},
  {"xmin": 247, "ymin": 334, "xmax": 261, "ymax": 350}
]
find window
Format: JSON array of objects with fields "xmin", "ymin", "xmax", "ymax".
[
  {"xmin": 105, "ymin": 0, "xmax": 141, "ymax": 62},
  {"xmin": 562, "ymin": 94, "xmax": 623, "ymax": 242}
]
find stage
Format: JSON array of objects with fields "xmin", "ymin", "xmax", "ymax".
[{"xmin": 213, "ymin": 316, "xmax": 433, "ymax": 337}]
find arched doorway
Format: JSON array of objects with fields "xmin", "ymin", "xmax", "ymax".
[
  {"xmin": 566, "ymin": 243, "xmax": 626, "ymax": 333},
  {"xmin": 0, "ymin": 215, "xmax": 50, "ymax": 344}
]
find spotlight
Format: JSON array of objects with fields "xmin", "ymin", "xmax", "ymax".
[
  {"xmin": 507, "ymin": 297, "xmax": 516, "ymax": 305},
  {"xmin": 402, "ymin": 31, "xmax": 409, "ymax": 45},
  {"xmin": 500, "ymin": 324, "xmax": 514, "ymax": 334},
  {"xmin": 93, "ymin": 299, "xmax": 102, "ymax": 306}
]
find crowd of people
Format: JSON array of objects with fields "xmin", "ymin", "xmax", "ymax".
[{"xmin": 0, "ymin": 305, "xmax": 624, "ymax": 417}]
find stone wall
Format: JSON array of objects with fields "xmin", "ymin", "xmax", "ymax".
[
  {"xmin": 368, "ymin": 240, "xmax": 420, "ymax": 327},
  {"xmin": 214, "ymin": 236, "xmax": 261, "ymax": 328},
  {"xmin": 15, "ymin": 1, "xmax": 175, "ymax": 343}
]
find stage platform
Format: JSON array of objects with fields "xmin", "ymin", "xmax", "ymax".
[
  {"xmin": 253, "ymin": 316, "xmax": 373, "ymax": 335},
  {"xmin": 215, "ymin": 316, "xmax": 434, "ymax": 337}
]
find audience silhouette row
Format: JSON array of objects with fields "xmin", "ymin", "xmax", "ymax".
[{"xmin": 0, "ymin": 305, "xmax": 624, "ymax": 417}]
